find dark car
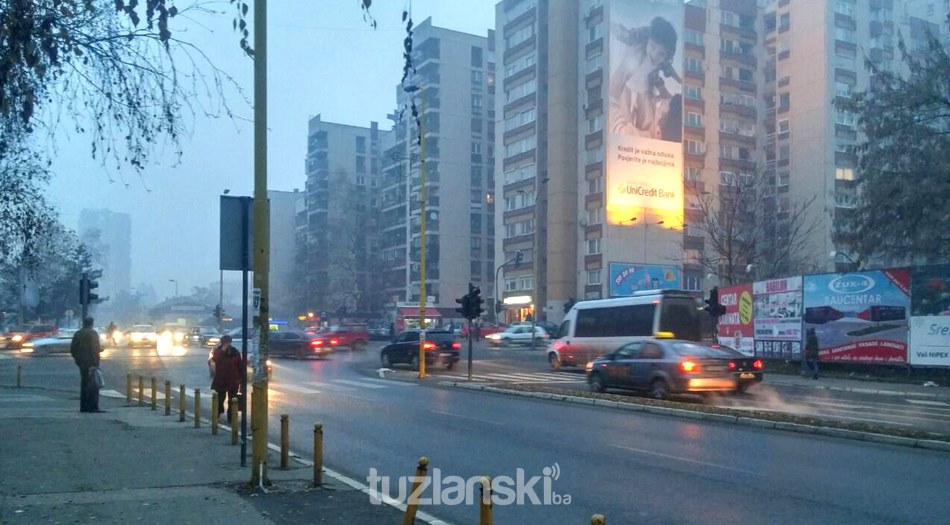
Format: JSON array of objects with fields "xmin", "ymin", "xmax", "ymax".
[
  {"xmin": 380, "ymin": 329, "xmax": 460, "ymax": 370},
  {"xmin": 187, "ymin": 326, "xmax": 221, "ymax": 348},
  {"xmin": 585, "ymin": 337, "xmax": 761, "ymax": 400},
  {"xmin": 269, "ymin": 330, "xmax": 332, "ymax": 359}
]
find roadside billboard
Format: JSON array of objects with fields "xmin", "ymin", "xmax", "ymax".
[
  {"xmin": 909, "ymin": 264, "xmax": 950, "ymax": 367},
  {"xmin": 752, "ymin": 276, "xmax": 803, "ymax": 359},
  {"xmin": 717, "ymin": 284, "xmax": 754, "ymax": 356},
  {"xmin": 802, "ymin": 269, "xmax": 910, "ymax": 363},
  {"xmin": 606, "ymin": 0, "xmax": 683, "ymax": 225},
  {"xmin": 609, "ymin": 263, "xmax": 681, "ymax": 297}
]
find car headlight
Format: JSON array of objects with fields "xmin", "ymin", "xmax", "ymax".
[
  {"xmin": 149, "ymin": 333, "xmax": 158, "ymax": 341},
  {"xmin": 12, "ymin": 335, "xmax": 23, "ymax": 342},
  {"xmin": 585, "ymin": 361, "xmax": 594, "ymax": 372}
]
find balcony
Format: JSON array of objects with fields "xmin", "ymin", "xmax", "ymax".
[
  {"xmin": 719, "ymin": 77, "xmax": 756, "ymax": 93},
  {"xmin": 719, "ymin": 49, "xmax": 757, "ymax": 68}
]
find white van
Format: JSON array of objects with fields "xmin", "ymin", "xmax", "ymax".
[{"xmin": 547, "ymin": 290, "xmax": 703, "ymax": 369}]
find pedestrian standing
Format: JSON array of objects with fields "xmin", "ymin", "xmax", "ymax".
[
  {"xmin": 70, "ymin": 317, "xmax": 104, "ymax": 413},
  {"xmin": 804, "ymin": 328, "xmax": 820, "ymax": 380},
  {"xmin": 210, "ymin": 335, "xmax": 244, "ymax": 421}
]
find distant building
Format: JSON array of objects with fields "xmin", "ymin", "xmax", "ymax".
[
  {"xmin": 268, "ymin": 189, "xmax": 303, "ymax": 320},
  {"xmin": 78, "ymin": 209, "xmax": 132, "ymax": 300}
]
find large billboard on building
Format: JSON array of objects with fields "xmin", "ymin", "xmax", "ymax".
[
  {"xmin": 717, "ymin": 284, "xmax": 754, "ymax": 356},
  {"xmin": 752, "ymin": 276, "xmax": 803, "ymax": 359},
  {"xmin": 802, "ymin": 269, "xmax": 910, "ymax": 363},
  {"xmin": 909, "ymin": 265, "xmax": 950, "ymax": 367},
  {"xmin": 606, "ymin": 0, "xmax": 684, "ymax": 224},
  {"xmin": 609, "ymin": 263, "xmax": 680, "ymax": 297}
]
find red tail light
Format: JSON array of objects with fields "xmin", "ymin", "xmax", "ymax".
[
  {"xmin": 680, "ymin": 360, "xmax": 700, "ymax": 373},
  {"xmin": 310, "ymin": 339, "xmax": 324, "ymax": 347},
  {"xmin": 753, "ymin": 359, "xmax": 764, "ymax": 370},
  {"xmin": 330, "ymin": 338, "xmax": 339, "ymax": 346},
  {"xmin": 728, "ymin": 361, "xmax": 737, "ymax": 371},
  {"xmin": 423, "ymin": 342, "xmax": 437, "ymax": 351},
  {"xmin": 451, "ymin": 341, "xmax": 461, "ymax": 349}
]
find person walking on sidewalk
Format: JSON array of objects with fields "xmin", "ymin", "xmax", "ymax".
[
  {"xmin": 804, "ymin": 328, "xmax": 820, "ymax": 380},
  {"xmin": 70, "ymin": 317, "xmax": 104, "ymax": 413},
  {"xmin": 210, "ymin": 335, "xmax": 244, "ymax": 422}
]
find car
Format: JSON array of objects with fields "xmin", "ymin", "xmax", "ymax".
[
  {"xmin": 187, "ymin": 326, "xmax": 222, "ymax": 347},
  {"xmin": 20, "ymin": 329, "xmax": 78, "ymax": 355},
  {"xmin": 585, "ymin": 336, "xmax": 763, "ymax": 400},
  {"xmin": 714, "ymin": 343, "xmax": 765, "ymax": 393},
  {"xmin": 1, "ymin": 324, "xmax": 59, "ymax": 350},
  {"xmin": 158, "ymin": 324, "xmax": 189, "ymax": 346},
  {"xmin": 127, "ymin": 324, "xmax": 158, "ymax": 348},
  {"xmin": 461, "ymin": 322, "xmax": 504, "ymax": 339},
  {"xmin": 268, "ymin": 330, "xmax": 332, "ymax": 359},
  {"xmin": 380, "ymin": 329, "xmax": 460, "ymax": 370},
  {"xmin": 312, "ymin": 324, "xmax": 370, "ymax": 352},
  {"xmin": 485, "ymin": 325, "xmax": 549, "ymax": 347},
  {"xmin": 367, "ymin": 322, "xmax": 392, "ymax": 341}
]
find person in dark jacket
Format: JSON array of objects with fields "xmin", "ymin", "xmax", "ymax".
[
  {"xmin": 804, "ymin": 328, "xmax": 820, "ymax": 380},
  {"xmin": 210, "ymin": 335, "xmax": 244, "ymax": 422},
  {"xmin": 70, "ymin": 317, "xmax": 104, "ymax": 412}
]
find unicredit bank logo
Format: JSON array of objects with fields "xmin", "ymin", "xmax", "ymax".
[
  {"xmin": 828, "ymin": 274, "xmax": 874, "ymax": 294},
  {"xmin": 617, "ymin": 184, "xmax": 677, "ymax": 199}
]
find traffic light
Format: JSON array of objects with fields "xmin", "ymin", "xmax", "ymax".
[
  {"xmin": 495, "ymin": 299, "xmax": 503, "ymax": 314},
  {"xmin": 563, "ymin": 297, "xmax": 576, "ymax": 314},
  {"xmin": 79, "ymin": 271, "xmax": 101, "ymax": 306},
  {"xmin": 514, "ymin": 250, "xmax": 524, "ymax": 267},
  {"xmin": 468, "ymin": 283, "xmax": 484, "ymax": 319},
  {"xmin": 213, "ymin": 304, "xmax": 225, "ymax": 321},
  {"xmin": 704, "ymin": 287, "xmax": 725, "ymax": 317},
  {"xmin": 455, "ymin": 293, "xmax": 471, "ymax": 318}
]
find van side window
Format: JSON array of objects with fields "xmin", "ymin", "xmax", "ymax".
[
  {"xmin": 620, "ymin": 304, "xmax": 656, "ymax": 336},
  {"xmin": 576, "ymin": 304, "xmax": 656, "ymax": 337},
  {"xmin": 556, "ymin": 321, "xmax": 570, "ymax": 339}
]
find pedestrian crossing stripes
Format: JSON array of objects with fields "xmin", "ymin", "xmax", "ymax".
[
  {"xmin": 0, "ymin": 354, "xmax": 11, "ymax": 360},
  {"xmin": 442, "ymin": 372, "xmax": 587, "ymax": 384}
]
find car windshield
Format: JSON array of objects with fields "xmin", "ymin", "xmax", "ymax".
[
  {"xmin": 425, "ymin": 331, "xmax": 457, "ymax": 343},
  {"xmin": 671, "ymin": 342, "xmax": 739, "ymax": 358}
]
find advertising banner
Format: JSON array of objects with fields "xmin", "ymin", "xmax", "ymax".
[
  {"xmin": 909, "ymin": 265, "xmax": 950, "ymax": 367},
  {"xmin": 717, "ymin": 284, "xmax": 754, "ymax": 356},
  {"xmin": 803, "ymin": 269, "xmax": 910, "ymax": 363},
  {"xmin": 752, "ymin": 276, "xmax": 803, "ymax": 359},
  {"xmin": 609, "ymin": 263, "xmax": 680, "ymax": 297},
  {"xmin": 606, "ymin": 0, "xmax": 683, "ymax": 223}
]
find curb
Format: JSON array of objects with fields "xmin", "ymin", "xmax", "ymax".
[
  {"xmin": 767, "ymin": 381, "xmax": 950, "ymax": 402},
  {"xmin": 441, "ymin": 381, "xmax": 950, "ymax": 453}
]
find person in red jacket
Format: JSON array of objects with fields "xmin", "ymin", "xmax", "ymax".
[{"xmin": 209, "ymin": 335, "xmax": 244, "ymax": 422}]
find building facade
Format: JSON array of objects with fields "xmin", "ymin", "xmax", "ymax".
[
  {"xmin": 378, "ymin": 18, "xmax": 495, "ymax": 309},
  {"xmin": 298, "ymin": 115, "xmax": 389, "ymax": 317},
  {"xmin": 78, "ymin": 209, "xmax": 132, "ymax": 300},
  {"xmin": 268, "ymin": 189, "xmax": 303, "ymax": 320}
]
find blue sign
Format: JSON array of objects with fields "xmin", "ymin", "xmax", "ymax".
[{"xmin": 609, "ymin": 263, "xmax": 681, "ymax": 297}]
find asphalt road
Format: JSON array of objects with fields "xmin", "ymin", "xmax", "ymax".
[{"xmin": 3, "ymin": 343, "xmax": 950, "ymax": 524}]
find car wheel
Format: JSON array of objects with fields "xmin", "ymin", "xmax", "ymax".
[
  {"xmin": 353, "ymin": 340, "xmax": 367, "ymax": 352},
  {"xmin": 548, "ymin": 352, "xmax": 561, "ymax": 370},
  {"xmin": 649, "ymin": 379, "xmax": 670, "ymax": 400},
  {"xmin": 444, "ymin": 360, "xmax": 457, "ymax": 371},
  {"xmin": 381, "ymin": 352, "xmax": 392, "ymax": 368},
  {"xmin": 589, "ymin": 373, "xmax": 607, "ymax": 393}
]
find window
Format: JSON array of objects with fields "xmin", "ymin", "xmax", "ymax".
[
  {"xmin": 684, "ymin": 85, "xmax": 703, "ymax": 101},
  {"xmin": 836, "ymin": 167, "xmax": 855, "ymax": 181},
  {"xmin": 685, "ymin": 166, "xmax": 702, "ymax": 182},
  {"xmin": 835, "ymin": 82, "xmax": 852, "ymax": 97},
  {"xmin": 779, "ymin": 93, "xmax": 791, "ymax": 110},
  {"xmin": 470, "ymin": 214, "xmax": 482, "ymax": 234},
  {"xmin": 739, "ymin": 68, "xmax": 754, "ymax": 82},
  {"xmin": 472, "ymin": 94, "xmax": 483, "ymax": 115},
  {"xmin": 471, "ymin": 261, "xmax": 482, "ymax": 276},
  {"xmin": 835, "ymin": 0, "xmax": 855, "ymax": 17},
  {"xmin": 588, "ymin": 175, "xmax": 604, "ymax": 193},
  {"xmin": 575, "ymin": 304, "xmax": 657, "ymax": 337},
  {"xmin": 778, "ymin": 119, "xmax": 790, "ymax": 137},
  {"xmin": 505, "ymin": 23, "xmax": 535, "ymax": 49},
  {"xmin": 504, "ymin": 163, "xmax": 535, "ymax": 184},
  {"xmin": 587, "ymin": 270, "xmax": 601, "ymax": 285},
  {"xmin": 587, "ymin": 237, "xmax": 601, "ymax": 255},
  {"xmin": 356, "ymin": 156, "xmax": 366, "ymax": 173},
  {"xmin": 686, "ymin": 57, "xmax": 703, "ymax": 73},
  {"xmin": 686, "ymin": 112, "xmax": 703, "ymax": 128},
  {"xmin": 505, "ymin": 108, "xmax": 535, "ymax": 131},
  {"xmin": 588, "ymin": 114, "xmax": 604, "ymax": 133},
  {"xmin": 686, "ymin": 140, "xmax": 705, "ymax": 155},
  {"xmin": 471, "ymin": 69, "xmax": 483, "ymax": 86},
  {"xmin": 779, "ymin": 13, "xmax": 790, "ymax": 32},
  {"xmin": 835, "ymin": 27, "xmax": 856, "ymax": 44},
  {"xmin": 835, "ymin": 110, "xmax": 856, "ymax": 127},
  {"xmin": 356, "ymin": 175, "xmax": 366, "ymax": 186},
  {"xmin": 588, "ymin": 22, "xmax": 603, "ymax": 43},
  {"xmin": 504, "ymin": 135, "xmax": 536, "ymax": 157},
  {"xmin": 722, "ymin": 11, "xmax": 740, "ymax": 27},
  {"xmin": 504, "ymin": 52, "xmax": 535, "ymax": 78},
  {"xmin": 683, "ymin": 275, "xmax": 701, "ymax": 291},
  {"xmin": 685, "ymin": 29, "xmax": 703, "ymax": 47},
  {"xmin": 505, "ymin": 78, "xmax": 537, "ymax": 103},
  {"xmin": 587, "ymin": 206, "xmax": 602, "ymax": 225},
  {"xmin": 356, "ymin": 136, "xmax": 366, "ymax": 153},
  {"xmin": 471, "ymin": 46, "xmax": 483, "ymax": 67},
  {"xmin": 471, "ymin": 237, "xmax": 482, "ymax": 250},
  {"xmin": 472, "ymin": 142, "xmax": 483, "ymax": 154},
  {"xmin": 519, "ymin": 276, "xmax": 533, "ymax": 291}
]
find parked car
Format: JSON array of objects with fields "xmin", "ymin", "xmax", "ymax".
[
  {"xmin": 20, "ymin": 329, "xmax": 78, "ymax": 355},
  {"xmin": 1, "ymin": 324, "xmax": 58, "ymax": 350},
  {"xmin": 268, "ymin": 330, "xmax": 332, "ymax": 359},
  {"xmin": 585, "ymin": 336, "xmax": 762, "ymax": 400},
  {"xmin": 127, "ymin": 324, "xmax": 158, "ymax": 348},
  {"xmin": 380, "ymin": 329, "xmax": 460, "ymax": 370},
  {"xmin": 367, "ymin": 322, "xmax": 392, "ymax": 341},
  {"xmin": 485, "ymin": 325, "xmax": 549, "ymax": 347},
  {"xmin": 312, "ymin": 324, "xmax": 370, "ymax": 352}
]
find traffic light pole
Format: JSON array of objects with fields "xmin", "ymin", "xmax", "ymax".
[
  {"xmin": 80, "ymin": 273, "xmax": 89, "ymax": 321},
  {"xmin": 467, "ymin": 318, "xmax": 473, "ymax": 381}
]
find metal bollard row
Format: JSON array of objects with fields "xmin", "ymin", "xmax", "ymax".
[
  {"xmin": 402, "ymin": 456, "xmax": 429, "ymax": 525},
  {"xmin": 313, "ymin": 423, "xmax": 324, "ymax": 486}
]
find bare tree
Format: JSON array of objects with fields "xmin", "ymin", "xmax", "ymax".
[{"xmin": 685, "ymin": 170, "xmax": 820, "ymax": 285}]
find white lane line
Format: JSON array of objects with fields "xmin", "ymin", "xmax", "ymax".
[
  {"xmin": 906, "ymin": 399, "xmax": 950, "ymax": 407},
  {"xmin": 276, "ymin": 384, "xmax": 322, "ymax": 395},
  {"xmin": 431, "ymin": 409, "xmax": 503, "ymax": 426},
  {"xmin": 332, "ymin": 379, "xmax": 388, "ymax": 389},
  {"xmin": 357, "ymin": 377, "xmax": 417, "ymax": 387},
  {"xmin": 100, "ymin": 389, "xmax": 125, "ymax": 399},
  {"xmin": 612, "ymin": 444, "xmax": 761, "ymax": 476},
  {"xmin": 305, "ymin": 381, "xmax": 355, "ymax": 391},
  {"xmin": 0, "ymin": 354, "xmax": 11, "ymax": 360}
]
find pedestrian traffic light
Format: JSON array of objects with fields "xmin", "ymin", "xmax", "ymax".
[
  {"xmin": 468, "ymin": 283, "xmax": 484, "ymax": 320},
  {"xmin": 515, "ymin": 250, "xmax": 524, "ymax": 267},
  {"xmin": 704, "ymin": 287, "xmax": 725, "ymax": 317}
]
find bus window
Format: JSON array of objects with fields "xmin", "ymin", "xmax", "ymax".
[{"xmin": 659, "ymin": 296, "xmax": 702, "ymax": 341}]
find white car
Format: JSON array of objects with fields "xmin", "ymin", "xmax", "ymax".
[
  {"xmin": 127, "ymin": 324, "xmax": 158, "ymax": 348},
  {"xmin": 485, "ymin": 325, "xmax": 549, "ymax": 347},
  {"xmin": 21, "ymin": 329, "xmax": 78, "ymax": 355}
]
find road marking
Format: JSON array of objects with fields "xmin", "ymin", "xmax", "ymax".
[
  {"xmin": 479, "ymin": 372, "xmax": 586, "ymax": 383},
  {"xmin": 906, "ymin": 399, "xmax": 950, "ymax": 407},
  {"xmin": 611, "ymin": 444, "xmax": 760, "ymax": 476},
  {"xmin": 100, "ymin": 389, "xmax": 126, "ymax": 399},
  {"xmin": 357, "ymin": 376, "xmax": 417, "ymax": 387},
  {"xmin": 431, "ymin": 409, "xmax": 503, "ymax": 426},
  {"xmin": 0, "ymin": 354, "xmax": 11, "ymax": 360},
  {"xmin": 276, "ymin": 383, "xmax": 322, "ymax": 395},
  {"xmin": 306, "ymin": 381, "xmax": 354, "ymax": 391},
  {"xmin": 332, "ymin": 379, "xmax": 387, "ymax": 389}
]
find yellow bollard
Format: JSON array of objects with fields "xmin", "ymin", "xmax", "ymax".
[
  {"xmin": 313, "ymin": 423, "xmax": 323, "ymax": 486},
  {"xmin": 164, "ymin": 381, "xmax": 171, "ymax": 415},
  {"xmin": 194, "ymin": 389, "xmax": 201, "ymax": 428},
  {"xmin": 150, "ymin": 377, "xmax": 157, "ymax": 410},
  {"xmin": 401, "ymin": 456, "xmax": 429, "ymax": 525},
  {"xmin": 137, "ymin": 375, "xmax": 144, "ymax": 406},
  {"xmin": 16, "ymin": 365, "xmax": 22, "ymax": 388},
  {"xmin": 178, "ymin": 384, "xmax": 186, "ymax": 422},
  {"xmin": 280, "ymin": 414, "xmax": 289, "ymax": 469},
  {"xmin": 211, "ymin": 392, "xmax": 218, "ymax": 435},
  {"xmin": 480, "ymin": 476, "xmax": 493, "ymax": 525},
  {"xmin": 230, "ymin": 398, "xmax": 239, "ymax": 445},
  {"xmin": 591, "ymin": 514, "xmax": 606, "ymax": 525},
  {"xmin": 126, "ymin": 373, "xmax": 132, "ymax": 404}
]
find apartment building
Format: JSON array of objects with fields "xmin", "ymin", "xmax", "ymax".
[
  {"xmin": 379, "ymin": 18, "xmax": 495, "ymax": 309},
  {"xmin": 298, "ymin": 115, "xmax": 389, "ymax": 316}
]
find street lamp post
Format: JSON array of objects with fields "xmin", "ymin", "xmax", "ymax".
[
  {"xmin": 405, "ymin": 84, "xmax": 428, "ymax": 379},
  {"xmin": 168, "ymin": 279, "xmax": 178, "ymax": 298}
]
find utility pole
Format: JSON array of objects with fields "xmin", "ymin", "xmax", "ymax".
[{"xmin": 250, "ymin": 0, "xmax": 270, "ymax": 488}]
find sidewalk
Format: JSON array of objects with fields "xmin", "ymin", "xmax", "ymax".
[
  {"xmin": 763, "ymin": 373, "xmax": 950, "ymax": 401},
  {"xmin": 0, "ymin": 385, "xmax": 432, "ymax": 525}
]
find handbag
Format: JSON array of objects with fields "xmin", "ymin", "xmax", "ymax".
[{"xmin": 90, "ymin": 366, "xmax": 105, "ymax": 389}]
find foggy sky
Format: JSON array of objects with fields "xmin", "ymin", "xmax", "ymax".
[{"xmin": 45, "ymin": 0, "xmax": 495, "ymax": 298}]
